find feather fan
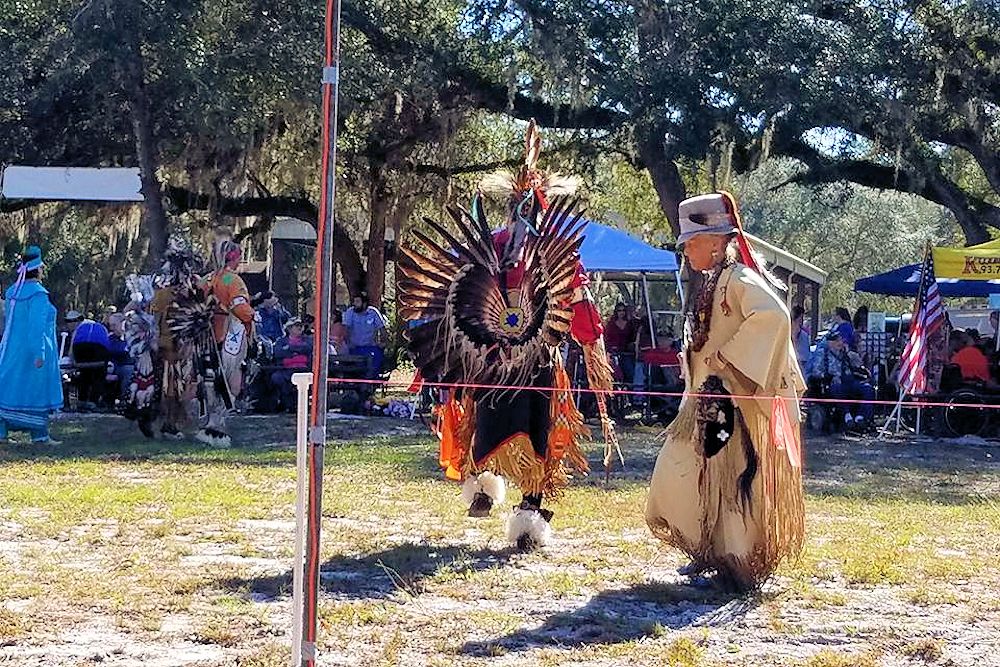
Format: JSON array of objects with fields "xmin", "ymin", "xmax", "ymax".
[{"xmin": 401, "ymin": 196, "xmax": 588, "ymax": 398}]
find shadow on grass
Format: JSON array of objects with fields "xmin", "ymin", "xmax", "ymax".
[
  {"xmin": 461, "ymin": 582, "xmax": 755, "ymax": 656},
  {"xmin": 0, "ymin": 414, "xmax": 439, "ymax": 475},
  {"xmin": 217, "ymin": 541, "xmax": 514, "ymax": 601},
  {"xmin": 801, "ymin": 434, "xmax": 1000, "ymax": 505}
]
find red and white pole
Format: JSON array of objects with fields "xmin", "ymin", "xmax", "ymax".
[{"xmin": 297, "ymin": 0, "xmax": 342, "ymax": 662}]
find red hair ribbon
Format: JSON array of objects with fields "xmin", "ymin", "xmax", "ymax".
[{"xmin": 720, "ymin": 191, "xmax": 762, "ymax": 276}]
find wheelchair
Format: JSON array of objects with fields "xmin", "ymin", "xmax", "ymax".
[
  {"xmin": 805, "ymin": 377, "xmax": 841, "ymax": 434},
  {"xmin": 937, "ymin": 364, "xmax": 998, "ymax": 437},
  {"xmin": 639, "ymin": 363, "xmax": 682, "ymax": 427}
]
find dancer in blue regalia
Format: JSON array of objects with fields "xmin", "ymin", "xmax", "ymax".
[{"xmin": 0, "ymin": 246, "xmax": 63, "ymax": 444}]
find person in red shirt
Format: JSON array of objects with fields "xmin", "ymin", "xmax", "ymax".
[
  {"xmin": 950, "ymin": 330, "xmax": 991, "ymax": 383},
  {"xmin": 604, "ymin": 303, "xmax": 638, "ymax": 383},
  {"xmin": 640, "ymin": 335, "xmax": 680, "ymax": 367},
  {"xmin": 271, "ymin": 318, "xmax": 313, "ymax": 411}
]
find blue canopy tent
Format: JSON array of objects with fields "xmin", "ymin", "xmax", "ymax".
[
  {"xmin": 855, "ymin": 264, "xmax": 1000, "ymax": 297},
  {"xmin": 579, "ymin": 221, "xmax": 678, "ymax": 277},
  {"xmin": 578, "ymin": 221, "xmax": 682, "ymax": 344}
]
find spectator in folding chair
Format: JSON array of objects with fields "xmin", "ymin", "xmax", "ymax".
[
  {"xmin": 810, "ymin": 332, "xmax": 874, "ymax": 428},
  {"xmin": 271, "ymin": 318, "xmax": 313, "ymax": 412},
  {"xmin": 328, "ymin": 309, "xmax": 349, "ymax": 356},
  {"xmin": 604, "ymin": 302, "xmax": 638, "ymax": 392},
  {"xmin": 105, "ymin": 312, "xmax": 133, "ymax": 405},
  {"xmin": 639, "ymin": 333, "xmax": 682, "ymax": 424},
  {"xmin": 71, "ymin": 315, "xmax": 112, "ymax": 411}
]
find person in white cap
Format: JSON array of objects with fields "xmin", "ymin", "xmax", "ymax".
[{"xmin": 645, "ymin": 191, "xmax": 806, "ymax": 590}]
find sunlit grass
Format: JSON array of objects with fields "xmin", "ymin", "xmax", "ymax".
[{"xmin": 0, "ymin": 415, "xmax": 997, "ymax": 664}]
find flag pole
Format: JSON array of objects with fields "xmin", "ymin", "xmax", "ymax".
[
  {"xmin": 880, "ymin": 242, "xmax": 931, "ymax": 437},
  {"xmin": 299, "ymin": 0, "xmax": 342, "ymax": 662}
]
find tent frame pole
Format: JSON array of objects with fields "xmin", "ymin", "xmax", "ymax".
[{"xmin": 642, "ymin": 272, "xmax": 656, "ymax": 344}]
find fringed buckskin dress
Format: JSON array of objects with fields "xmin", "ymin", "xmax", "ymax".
[{"xmin": 645, "ymin": 261, "xmax": 806, "ymax": 589}]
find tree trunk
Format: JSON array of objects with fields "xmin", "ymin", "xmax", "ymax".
[
  {"xmin": 118, "ymin": 40, "xmax": 169, "ymax": 268},
  {"xmin": 334, "ymin": 218, "xmax": 367, "ymax": 300},
  {"xmin": 365, "ymin": 165, "xmax": 390, "ymax": 306},
  {"xmin": 636, "ymin": 124, "xmax": 686, "ymax": 237},
  {"xmin": 927, "ymin": 177, "xmax": 991, "ymax": 245}
]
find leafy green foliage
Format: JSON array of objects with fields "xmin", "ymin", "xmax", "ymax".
[{"xmin": 736, "ymin": 159, "xmax": 955, "ymax": 312}]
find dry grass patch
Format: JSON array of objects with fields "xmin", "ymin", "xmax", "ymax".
[
  {"xmin": 908, "ymin": 585, "xmax": 961, "ymax": 606},
  {"xmin": 236, "ymin": 642, "xmax": 288, "ymax": 667},
  {"xmin": 319, "ymin": 600, "xmax": 393, "ymax": 629},
  {"xmin": 0, "ymin": 608, "xmax": 28, "ymax": 642},
  {"xmin": 661, "ymin": 636, "xmax": 707, "ymax": 666},
  {"xmin": 800, "ymin": 649, "xmax": 881, "ymax": 667},
  {"xmin": 193, "ymin": 615, "xmax": 244, "ymax": 647},
  {"xmin": 902, "ymin": 638, "xmax": 945, "ymax": 662}
]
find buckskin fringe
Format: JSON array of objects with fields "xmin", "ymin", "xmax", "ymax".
[
  {"xmin": 582, "ymin": 338, "xmax": 623, "ymax": 471},
  {"xmin": 649, "ymin": 398, "xmax": 804, "ymax": 590}
]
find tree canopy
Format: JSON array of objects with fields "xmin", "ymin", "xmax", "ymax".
[{"xmin": 1, "ymin": 0, "xmax": 997, "ymax": 315}]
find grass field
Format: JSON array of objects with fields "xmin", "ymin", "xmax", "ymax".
[{"xmin": 1, "ymin": 413, "xmax": 998, "ymax": 666}]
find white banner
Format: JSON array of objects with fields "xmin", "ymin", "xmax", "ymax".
[{"xmin": 1, "ymin": 166, "xmax": 143, "ymax": 201}]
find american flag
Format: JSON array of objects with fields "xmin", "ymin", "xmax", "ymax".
[{"xmin": 897, "ymin": 251, "xmax": 944, "ymax": 394}]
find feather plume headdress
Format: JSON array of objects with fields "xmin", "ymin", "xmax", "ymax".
[
  {"xmin": 156, "ymin": 234, "xmax": 202, "ymax": 291},
  {"xmin": 479, "ymin": 119, "xmax": 580, "ymax": 215}
]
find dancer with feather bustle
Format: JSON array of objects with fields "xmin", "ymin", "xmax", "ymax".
[
  {"xmin": 121, "ymin": 274, "xmax": 158, "ymax": 438},
  {"xmin": 399, "ymin": 121, "xmax": 618, "ymax": 550},
  {"xmin": 645, "ymin": 192, "xmax": 806, "ymax": 590},
  {"xmin": 149, "ymin": 236, "xmax": 201, "ymax": 439},
  {"xmin": 166, "ymin": 230, "xmax": 254, "ymax": 448}
]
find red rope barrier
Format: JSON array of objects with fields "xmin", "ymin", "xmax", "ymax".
[{"xmin": 322, "ymin": 375, "xmax": 1000, "ymax": 411}]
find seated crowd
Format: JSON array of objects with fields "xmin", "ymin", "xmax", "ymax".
[
  {"xmin": 796, "ymin": 305, "xmax": 878, "ymax": 431},
  {"xmin": 799, "ymin": 304, "xmax": 1000, "ymax": 430},
  {"xmin": 55, "ymin": 290, "xmax": 389, "ymax": 414},
  {"xmin": 944, "ymin": 322, "xmax": 1000, "ymax": 388},
  {"xmin": 599, "ymin": 302, "xmax": 683, "ymax": 422}
]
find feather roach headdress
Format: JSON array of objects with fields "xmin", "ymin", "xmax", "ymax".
[
  {"xmin": 479, "ymin": 120, "xmax": 581, "ymax": 271},
  {"xmin": 479, "ymin": 119, "xmax": 580, "ymax": 219}
]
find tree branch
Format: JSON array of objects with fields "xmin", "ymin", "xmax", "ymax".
[
  {"xmin": 408, "ymin": 139, "xmax": 599, "ymax": 177},
  {"xmin": 163, "ymin": 185, "xmax": 367, "ymax": 291},
  {"xmin": 0, "ymin": 199, "xmax": 54, "ymax": 214},
  {"xmin": 776, "ymin": 136, "xmax": 1000, "ymax": 243},
  {"xmin": 342, "ymin": 0, "xmax": 628, "ymax": 129},
  {"xmin": 410, "ymin": 158, "xmax": 521, "ymax": 177},
  {"xmin": 165, "ymin": 185, "xmax": 319, "ymax": 221}
]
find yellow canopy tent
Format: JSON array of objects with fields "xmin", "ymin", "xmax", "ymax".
[{"xmin": 933, "ymin": 238, "xmax": 1000, "ymax": 280}]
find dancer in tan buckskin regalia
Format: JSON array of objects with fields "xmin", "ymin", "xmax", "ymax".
[{"xmin": 645, "ymin": 192, "xmax": 806, "ymax": 590}]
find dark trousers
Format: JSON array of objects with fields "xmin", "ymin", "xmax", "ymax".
[
  {"xmin": 830, "ymin": 378, "xmax": 876, "ymax": 421},
  {"xmin": 351, "ymin": 345, "xmax": 384, "ymax": 380},
  {"xmin": 270, "ymin": 369, "xmax": 299, "ymax": 411},
  {"xmin": 72, "ymin": 343, "xmax": 110, "ymax": 404}
]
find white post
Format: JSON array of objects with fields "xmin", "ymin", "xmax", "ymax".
[
  {"xmin": 641, "ymin": 273, "xmax": 656, "ymax": 344},
  {"xmin": 290, "ymin": 372, "xmax": 314, "ymax": 667}
]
